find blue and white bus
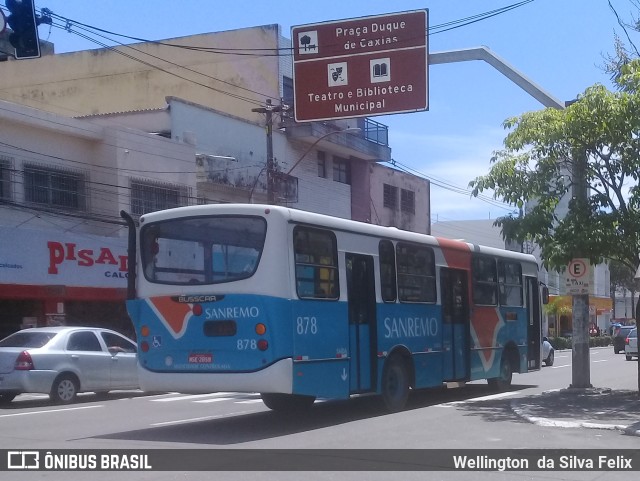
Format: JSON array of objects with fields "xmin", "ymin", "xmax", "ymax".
[{"xmin": 123, "ymin": 204, "xmax": 547, "ymax": 411}]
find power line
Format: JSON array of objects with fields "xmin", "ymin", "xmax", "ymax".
[
  {"xmin": 3, "ymin": 1, "xmax": 538, "ymax": 111},
  {"xmin": 387, "ymin": 158, "xmax": 516, "ymax": 211},
  {"xmin": 37, "ymin": 1, "xmax": 536, "ymax": 55}
]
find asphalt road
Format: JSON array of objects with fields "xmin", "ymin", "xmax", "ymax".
[{"xmin": 0, "ymin": 346, "xmax": 638, "ymax": 480}]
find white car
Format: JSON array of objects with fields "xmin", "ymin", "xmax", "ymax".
[
  {"xmin": 625, "ymin": 328, "xmax": 638, "ymax": 361},
  {"xmin": 542, "ymin": 337, "xmax": 554, "ymax": 366},
  {"xmin": 0, "ymin": 326, "xmax": 138, "ymax": 404}
]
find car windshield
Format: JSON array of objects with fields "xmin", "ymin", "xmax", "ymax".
[{"xmin": 0, "ymin": 331, "xmax": 58, "ymax": 348}]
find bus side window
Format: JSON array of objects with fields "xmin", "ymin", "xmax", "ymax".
[
  {"xmin": 379, "ymin": 240, "xmax": 397, "ymax": 302},
  {"xmin": 293, "ymin": 226, "xmax": 339, "ymax": 300},
  {"xmin": 498, "ymin": 260, "xmax": 523, "ymax": 306},
  {"xmin": 472, "ymin": 255, "xmax": 498, "ymax": 306},
  {"xmin": 396, "ymin": 242, "xmax": 436, "ymax": 303}
]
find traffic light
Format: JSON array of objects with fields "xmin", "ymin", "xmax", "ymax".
[{"xmin": 6, "ymin": 0, "xmax": 41, "ymax": 59}]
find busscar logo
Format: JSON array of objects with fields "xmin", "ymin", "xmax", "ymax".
[{"xmin": 8, "ymin": 451, "xmax": 39, "ymax": 469}]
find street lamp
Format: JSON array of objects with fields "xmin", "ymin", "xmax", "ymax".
[{"xmin": 285, "ymin": 127, "xmax": 361, "ymax": 176}]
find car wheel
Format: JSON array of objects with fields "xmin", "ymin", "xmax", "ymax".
[
  {"xmin": 0, "ymin": 393, "xmax": 17, "ymax": 404},
  {"xmin": 50, "ymin": 374, "xmax": 78, "ymax": 404},
  {"xmin": 626, "ymin": 355, "xmax": 632, "ymax": 361},
  {"xmin": 545, "ymin": 350, "xmax": 555, "ymax": 367}
]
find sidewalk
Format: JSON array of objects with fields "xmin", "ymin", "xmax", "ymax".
[{"xmin": 511, "ymin": 387, "xmax": 640, "ymax": 436}]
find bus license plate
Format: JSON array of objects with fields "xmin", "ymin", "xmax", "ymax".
[{"xmin": 188, "ymin": 353, "xmax": 213, "ymax": 364}]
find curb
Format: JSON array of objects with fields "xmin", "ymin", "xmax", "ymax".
[{"xmin": 510, "ymin": 396, "xmax": 640, "ymax": 436}]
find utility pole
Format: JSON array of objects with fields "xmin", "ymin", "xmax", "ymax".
[
  {"xmin": 570, "ymin": 139, "xmax": 592, "ymax": 389},
  {"xmin": 252, "ymin": 99, "xmax": 281, "ymax": 204}
]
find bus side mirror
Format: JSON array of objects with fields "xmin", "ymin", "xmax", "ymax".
[{"xmin": 541, "ymin": 286, "xmax": 549, "ymax": 305}]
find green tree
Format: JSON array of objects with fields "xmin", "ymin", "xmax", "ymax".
[{"xmin": 469, "ymin": 61, "xmax": 640, "ymax": 318}]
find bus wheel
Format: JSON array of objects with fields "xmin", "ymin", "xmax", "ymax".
[
  {"xmin": 488, "ymin": 354, "xmax": 513, "ymax": 391},
  {"xmin": 381, "ymin": 355, "xmax": 410, "ymax": 412},
  {"xmin": 260, "ymin": 393, "xmax": 316, "ymax": 412}
]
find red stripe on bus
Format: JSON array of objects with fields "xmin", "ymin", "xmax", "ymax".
[{"xmin": 435, "ymin": 237, "xmax": 471, "ymax": 270}]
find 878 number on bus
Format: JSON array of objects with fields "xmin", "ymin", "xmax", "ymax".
[{"xmin": 297, "ymin": 316, "xmax": 318, "ymax": 335}]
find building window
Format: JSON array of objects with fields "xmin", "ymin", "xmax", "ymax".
[
  {"xmin": 282, "ymin": 76, "xmax": 294, "ymax": 108},
  {"xmin": 24, "ymin": 163, "xmax": 87, "ymax": 210},
  {"xmin": 401, "ymin": 188, "xmax": 415, "ymax": 214},
  {"xmin": 333, "ymin": 156, "xmax": 350, "ymax": 184},
  {"xmin": 317, "ymin": 151, "xmax": 326, "ymax": 178},
  {"xmin": 131, "ymin": 178, "xmax": 190, "ymax": 215},
  {"xmin": 0, "ymin": 156, "xmax": 12, "ymax": 200},
  {"xmin": 383, "ymin": 183, "xmax": 398, "ymax": 209}
]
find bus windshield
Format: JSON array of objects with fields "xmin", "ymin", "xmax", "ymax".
[{"xmin": 140, "ymin": 215, "xmax": 267, "ymax": 285}]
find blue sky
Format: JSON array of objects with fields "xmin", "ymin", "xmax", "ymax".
[{"xmin": 21, "ymin": 0, "xmax": 629, "ymax": 221}]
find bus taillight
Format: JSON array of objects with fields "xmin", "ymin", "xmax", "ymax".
[
  {"xmin": 141, "ymin": 341, "xmax": 150, "ymax": 352},
  {"xmin": 257, "ymin": 339, "xmax": 268, "ymax": 351},
  {"xmin": 141, "ymin": 325, "xmax": 150, "ymax": 337},
  {"xmin": 255, "ymin": 323, "xmax": 266, "ymax": 335},
  {"xmin": 192, "ymin": 304, "xmax": 203, "ymax": 316}
]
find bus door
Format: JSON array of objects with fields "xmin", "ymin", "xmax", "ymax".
[
  {"xmin": 526, "ymin": 277, "xmax": 542, "ymax": 370},
  {"xmin": 440, "ymin": 268, "xmax": 470, "ymax": 381},
  {"xmin": 346, "ymin": 253, "xmax": 377, "ymax": 393}
]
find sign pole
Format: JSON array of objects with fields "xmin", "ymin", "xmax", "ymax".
[
  {"xmin": 571, "ymin": 293, "xmax": 591, "ymax": 388},
  {"xmin": 565, "ymin": 258, "xmax": 591, "ymax": 388}
]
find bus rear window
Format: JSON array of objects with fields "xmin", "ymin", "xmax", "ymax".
[{"xmin": 140, "ymin": 216, "xmax": 267, "ymax": 285}]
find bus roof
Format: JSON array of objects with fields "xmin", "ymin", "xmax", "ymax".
[{"xmin": 138, "ymin": 204, "xmax": 538, "ymax": 265}]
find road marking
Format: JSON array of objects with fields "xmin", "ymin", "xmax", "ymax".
[
  {"xmin": 0, "ymin": 405, "xmax": 102, "ymax": 419},
  {"xmin": 151, "ymin": 392, "xmax": 234, "ymax": 402},
  {"xmin": 593, "ymin": 360, "xmax": 608, "ymax": 363},
  {"xmin": 235, "ymin": 399, "xmax": 263, "ymax": 404},
  {"xmin": 551, "ymin": 364, "xmax": 571, "ymax": 369},
  {"xmin": 150, "ymin": 410, "xmax": 256, "ymax": 427},
  {"xmin": 438, "ymin": 391, "xmax": 519, "ymax": 407},
  {"xmin": 194, "ymin": 397, "xmax": 234, "ymax": 403}
]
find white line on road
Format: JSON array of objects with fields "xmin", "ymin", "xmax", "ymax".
[
  {"xmin": 150, "ymin": 410, "xmax": 256, "ymax": 426},
  {"xmin": 151, "ymin": 392, "xmax": 234, "ymax": 402},
  {"xmin": 0, "ymin": 405, "xmax": 102, "ymax": 419},
  {"xmin": 437, "ymin": 391, "xmax": 519, "ymax": 407},
  {"xmin": 194, "ymin": 397, "xmax": 234, "ymax": 403}
]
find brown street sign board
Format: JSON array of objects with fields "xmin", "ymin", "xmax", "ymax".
[{"xmin": 292, "ymin": 10, "xmax": 428, "ymax": 122}]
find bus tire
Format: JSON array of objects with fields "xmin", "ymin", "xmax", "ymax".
[
  {"xmin": 488, "ymin": 352, "xmax": 513, "ymax": 391},
  {"xmin": 381, "ymin": 355, "xmax": 410, "ymax": 412},
  {"xmin": 260, "ymin": 393, "xmax": 316, "ymax": 412}
]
